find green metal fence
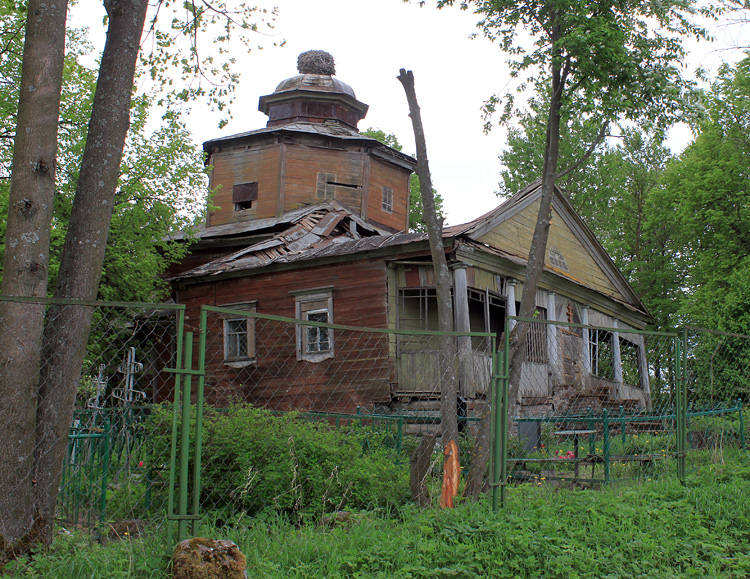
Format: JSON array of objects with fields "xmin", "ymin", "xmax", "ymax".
[
  {"xmin": 162, "ymin": 304, "xmax": 496, "ymax": 543},
  {"xmin": 490, "ymin": 316, "xmax": 748, "ymax": 511},
  {"xmin": 2, "ymin": 296, "xmax": 738, "ymax": 543}
]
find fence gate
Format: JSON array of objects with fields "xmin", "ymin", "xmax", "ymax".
[{"xmin": 165, "ymin": 311, "xmax": 207, "ymax": 545}]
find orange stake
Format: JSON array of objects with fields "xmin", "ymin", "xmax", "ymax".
[{"xmin": 439, "ymin": 439, "xmax": 460, "ymax": 508}]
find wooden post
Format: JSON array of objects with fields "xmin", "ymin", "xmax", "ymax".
[{"xmin": 453, "ymin": 264, "xmax": 473, "ymax": 397}]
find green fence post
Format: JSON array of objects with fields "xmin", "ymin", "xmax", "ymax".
[
  {"xmin": 620, "ymin": 405, "xmax": 626, "ymax": 450},
  {"xmin": 491, "ymin": 342, "xmax": 501, "ymax": 512},
  {"xmin": 678, "ymin": 329, "xmax": 687, "ymax": 483},
  {"xmin": 502, "ymin": 329, "xmax": 510, "ymax": 508},
  {"xmin": 603, "ymin": 409, "xmax": 610, "ymax": 484},
  {"xmin": 99, "ymin": 417, "xmax": 111, "ymax": 523},
  {"xmin": 587, "ymin": 407, "xmax": 595, "ymax": 455},
  {"xmin": 190, "ymin": 309, "xmax": 209, "ymax": 537},
  {"xmin": 738, "ymin": 398, "xmax": 745, "ymax": 451},
  {"xmin": 178, "ymin": 332, "xmax": 194, "ymax": 542},
  {"xmin": 167, "ymin": 310, "xmax": 185, "ymax": 548}
]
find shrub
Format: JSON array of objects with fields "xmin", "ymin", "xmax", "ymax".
[{"xmin": 146, "ymin": 404, "xmax": 410, "ymax": 519}]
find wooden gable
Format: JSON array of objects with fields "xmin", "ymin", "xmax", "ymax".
[{"xmin": 467, "ymin": 185, "xmax": 642, "ymax": 309}]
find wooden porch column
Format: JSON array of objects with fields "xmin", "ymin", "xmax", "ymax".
[
  {"xmin": 612, "ymin": 320, "xmax": 623, "ymax": 397},
  {"xmin": 581, "ymin": 305, "xmax": 591, "ymax": 375},
  {"xmin": 505, "ymin": 280, "xmax": 517, "ymax": 330},
  {"xmin": 638, "ymin": 338, "xmax": 652, "ymax": 409},
  {"xmin": 453, "ymin": 264, "xmax": 473, "ymax": 396},
  {"xmin": 546, "ymin": 291, "xmax": 561, "ymax": 382}
]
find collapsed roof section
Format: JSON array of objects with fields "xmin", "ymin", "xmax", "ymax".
[{"xmin": 172, "ymin": 201, "xmax": 418, "ymax": 279}]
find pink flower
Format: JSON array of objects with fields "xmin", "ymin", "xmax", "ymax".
[{"xmin": 137, "ymin": 461, "xmax": 144, "ymax": 468}]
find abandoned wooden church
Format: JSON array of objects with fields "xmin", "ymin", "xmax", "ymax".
[{"xmin": 168, "ymin": 51, "xmax": 654, "ymax": 420}]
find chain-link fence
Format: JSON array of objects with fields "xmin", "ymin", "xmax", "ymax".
[
  {"xmin": 498, "ymin": 317, "xmax": 683, "ymax": 492},
  {"xmin": 494, "ymin": 317, "xmax": 747, "ymax": 501},
  {"xmin": 683, "ymin": 327, "xmax": 748, "ymax": 473},
  {"xmin": 2, "ymin": 296, "xmax": 746, "ymax": 548},
  {"xmin": 164, "ymin": 305, "xmax": 493, "ymax": 539},
  {"xmin": 0, "ymin": 298, "xmax": 182, "ymax": 543}
]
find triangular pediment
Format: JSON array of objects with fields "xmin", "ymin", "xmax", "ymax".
[{"xmin": 462, "ymin": 183, "xmax": 645, "ymax": 311}]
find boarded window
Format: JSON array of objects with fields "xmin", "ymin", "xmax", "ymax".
[
  {"xmin": 233, "ymin": 182, "xmax": 258, "ymax": 211},
  {"xmin": 382, "ymin": 186, "xmax": 393, "ymax": 213},
  {"xmin": 294, "ymin": 289, "xmax": 334, "ymax": 362},
  {"xmin": 316, "ymin": 172, "xmax": 336, "ymax": 200}
]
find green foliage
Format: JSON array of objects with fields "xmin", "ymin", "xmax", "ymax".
[
  {"xmin": 0, "ymin": 5, "xmax": 208, "ymax": 301},
  {"xmin": 362, "ymin": 127, "xmax": 444, "ymax": 232},
  {"xmin": 443, "ymin": 0, "xmax": 706, "ymax": 132},
  {"xmin": 13, "ymin": 456, "xmax": 750, "ymax": 577},
  {"xmin": 147, "ymin": 405, "xmax": 410, "ymax": 519},
  {"xmin": 140, "ymin": 1, "xmax": 279, "ymax": 128}
]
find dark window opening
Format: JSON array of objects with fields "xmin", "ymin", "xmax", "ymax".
[
  {"xmin": 233, "ymin": 181, "xmax": 258, "ymax": 211},
  {"xmin": 591, "ymin": 329, "xmax": 615, "ymax": 380},
  {"xmin": 467, "ymin": 288, "xmax": 506, "ymax": 350},
  {"xmin": 620, "ymin": 337, "xmax": 642, "ymax": 388}
]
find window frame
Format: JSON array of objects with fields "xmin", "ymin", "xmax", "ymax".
[
  {"xmin": 292, "ymin": 288, "xmax": 334, "ymax": 363},
  {"xmin": 381, "ymin": 185, "xmax": 394, "ymax": 213},
  {"xmin": 221, "ymin": 302, "xmax": 257, "ymax": 367}
]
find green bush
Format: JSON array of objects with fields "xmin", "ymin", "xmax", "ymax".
[{"xmin": 146, "ymin": 404, "xmax": 410, "ymax": 519}]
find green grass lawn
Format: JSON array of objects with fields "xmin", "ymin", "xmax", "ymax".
[{"xmin": 5, "ymin": 452, "xmax": 749, "ymax": 578}]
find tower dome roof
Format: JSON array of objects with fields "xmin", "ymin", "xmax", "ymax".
[{"xmin": 259, "ymin": 51, "xmax": 368, "ymax": 130}]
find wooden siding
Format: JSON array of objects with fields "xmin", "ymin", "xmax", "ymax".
[
  {"xmin": 282, "ymin": 145, "xmax": 365, "ymax": 213},
  {"xmin": 205, "ymin": 135, "xmax": 412, "ymax": 232},
  {"xmin": 366, "ymin": 156, "xmax": 410, "ymax": 231},
  {"xmin": 477, "ymin": 198, "xmax": 625, "ymax": 302},
  {"xmin": 208, "ymin": 145, "xmax": 281, "ymax": 226},
  {"xmin": 177, "ymin": 260, "xmax": 392, "ymax": 412}
]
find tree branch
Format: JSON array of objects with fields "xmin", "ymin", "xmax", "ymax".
[{"xmin": 555, "ymin": 122, "xmax": 608, "ymax": 180}]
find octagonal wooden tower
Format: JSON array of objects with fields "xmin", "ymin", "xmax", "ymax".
[{"xmin": 203, "ymin": 50, "xmax": 416, "ymax": 233}]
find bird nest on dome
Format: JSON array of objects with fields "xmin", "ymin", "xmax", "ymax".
[{"xmin": 297, "ymin": 50, "xmax": 336, "ymax": 75}]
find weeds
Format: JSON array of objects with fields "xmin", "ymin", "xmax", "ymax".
[{"xmin": 8, "ymin": 455, "xmax": 748, "ymax": 578}]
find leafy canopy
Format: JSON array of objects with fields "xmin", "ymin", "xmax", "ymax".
[
  {"xmin": 439, "ymin": 0, "xmax": 709, "ymax": 132},
  {"xmin": 0, "ymin": 2, "xmax": 207, "ymax": 301}
]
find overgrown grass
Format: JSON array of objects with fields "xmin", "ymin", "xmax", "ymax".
[{"xmin": 7, "ymin": 453, "xmax": 748, "ymax": 578}]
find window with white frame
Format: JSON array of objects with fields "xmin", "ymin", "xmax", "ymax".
[
  {"xmin": 293, "ymin": 289, "xmax": 334, "ymax": 362},
  {"xmin": 221, "ymin": 302, "xmax": 256, "ymax": 366}
]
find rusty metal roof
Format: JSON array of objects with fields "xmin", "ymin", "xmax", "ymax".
[{"xmin": 172, "ymin": 203, "xmax": 418, "ymax": 280}]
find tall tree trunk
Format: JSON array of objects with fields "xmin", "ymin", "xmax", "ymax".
[
  {"xmin": 32, "ymin": 0, "xmax": 149, "ymax": 545},
  {"xmin": 0, "ymin": 0, "xmax": 68, "ymax": 557},
  {"xmin": 465, "ymin": 16, "xmax": 566, "ymax": 497},
  {"xmin": 507, "ymin": 18, "xmax": 565, "ymax": 429},
  {"xmin": 397, "ymin": 69, "xmax": 460, "ymax": 499}
]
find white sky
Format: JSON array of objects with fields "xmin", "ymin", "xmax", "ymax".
[{"xmin": 70, "ymin": 0, "xmax": 749, "ymax": 225}]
